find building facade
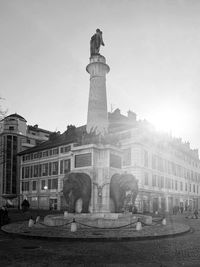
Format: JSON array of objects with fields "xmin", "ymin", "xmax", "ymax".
[
  {"xmin": 0, "ymin": 113, "xmax": 51, "ymax": 207},
  {"xmin": 19, "ymin": 110, "xmax": 200, "ymax": 213},
  {"xmin": 110, "ymin": 109, "xmax": 200, "ymax": 213}
]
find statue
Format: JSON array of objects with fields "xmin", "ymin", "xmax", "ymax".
[{"xmin": 90, "ymin": 29, "xmax": 105, "ymax": 56}]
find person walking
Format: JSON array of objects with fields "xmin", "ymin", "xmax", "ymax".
[{"xmin": 194, "ymin": 209, "xmax": 198, "ymax": 219}]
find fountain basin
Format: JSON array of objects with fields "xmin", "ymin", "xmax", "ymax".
[{"xmin": 44, "ymin": 213, "xmax": 152, "ymax": 228}]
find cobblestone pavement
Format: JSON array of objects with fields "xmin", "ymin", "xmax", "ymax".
[{"xmin": 0, "ymin": 213, "xmax": 200, "ymax": 266}]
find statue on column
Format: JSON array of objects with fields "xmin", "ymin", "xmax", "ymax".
[{"xmin": 90, "ymin": 29, "xmax": 105, "ymax": 57}]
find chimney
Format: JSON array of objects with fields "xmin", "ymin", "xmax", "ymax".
[{"xmin": 128, "ymin": 110, "xmax": 137, "ymax": 121}]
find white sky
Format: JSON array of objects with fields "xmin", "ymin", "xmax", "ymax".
[{"xmin": 0, "ymin": 0, "xmax": 200, "ymax": 150}]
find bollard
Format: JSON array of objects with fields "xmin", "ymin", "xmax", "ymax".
[
  {"xmin": 71, "ymin": 218, "xmax": 77, "ymax": 232},
  {"xmin": 35, "ymin": 216, "xmax": 40, "ymax": 223},
  {"xmin": 136, "ymin": 219, "xmax": 142, "ymax": 231},
  {"xmin": 64, "ymin": 211, "xmax": 68, "ymax": 218},
  {"xmin": 28, "ymin": 217, "xmax": 34, "ymax": 228},
  {"xmin": 162, "ymin": 217, "xmax": 166, "ymax": 225}
]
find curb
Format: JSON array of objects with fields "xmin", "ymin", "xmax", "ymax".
[{"xmin": 1, "ymin": 223, "xmax": 191, "ymax": 242}]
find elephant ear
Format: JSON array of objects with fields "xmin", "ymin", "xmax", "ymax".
[
  {"xmin": 63, "ymin": 172, "xmax": 71, "ymax": 182},
  {"xmin": 110, "ymin": 173, "xmax": 121, "ymax": 184},
  {"xmin": 118, "ymin": 174, "xmax": 139, "ymax": 194}
]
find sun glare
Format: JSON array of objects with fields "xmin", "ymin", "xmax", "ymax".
[{"xmin": 147, "ymin": 105, "xmax": 190, "ymax": 138}]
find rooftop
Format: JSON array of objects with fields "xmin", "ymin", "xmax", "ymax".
[{"xmin": 4, "ymin": 113, "xmax": 27, "ymax": 122}]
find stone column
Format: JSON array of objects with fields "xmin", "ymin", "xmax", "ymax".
[{"xmin": 86, "ymin": 55, "xmax": 110, "ymax": 136}]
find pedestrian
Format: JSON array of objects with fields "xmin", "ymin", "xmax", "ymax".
[
  {"xmin": 180, "ymin": 206, "xmax": 183, "ymax": 214},
  {"xmin": 132, "ymin": 206, "xmax": 138, "ymax": 214},
  {"xmin": 21, "ymin": 199, "xmax": 30, "ymax": 212},
  {"xmin": 0, "ymin": 206, "xmax": 10, "ymax": 226},
  {"xmin": 194, "ymin": 209, "xmax": 198, "ymax": 219}
]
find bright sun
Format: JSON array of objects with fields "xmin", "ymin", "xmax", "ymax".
[{"xmin": 147, "ymin": 105, "xmax": 190, "ymax": 138}]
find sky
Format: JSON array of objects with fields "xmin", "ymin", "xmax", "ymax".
[{"xmin": 0, "ymin": 0, "xmax": 200, "ymax": 150}]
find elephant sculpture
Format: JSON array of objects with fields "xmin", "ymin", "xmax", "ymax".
[
  {"xmin": 63, "ymin": 172, "xmax": 91, "ymax": 213},
  {"xmin": 110, "ymin": 173, "xmax": 138, "ymax": 213}
]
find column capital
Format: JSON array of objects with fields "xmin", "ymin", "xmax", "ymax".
[{"xmin": 86, "ymin": 55, "xmax": 110, "ymax": 76}]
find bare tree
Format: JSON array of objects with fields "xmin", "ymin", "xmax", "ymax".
[
  {"xmin": 0, "ymin": 97, "xmax": 7, "ymax": 120},
  {"xmin": 0, "ymin": 97, "xmax": 7, "ymax": 165}
]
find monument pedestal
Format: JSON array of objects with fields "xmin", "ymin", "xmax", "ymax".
[{"xmin": 71, "ymin": 143, "xmax": 122, "ymax": 213}]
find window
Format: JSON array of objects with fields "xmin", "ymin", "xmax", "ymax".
[
  {"xmin": 48, "ymin": 179, "xmax": 58, "ymax": 190},
  {"xmin": 38, "ymin": 164, "xmax": 42, "ymax": 177},
  {"xmin": 52, "ymin": 162, "xmax": 58, "ymax": 175},
  {"xmin": 152, "ymin": 155, "xmax": 156, "ymax": 169},
  {"xmin": 64, "ymin": 159, "xmax": 71, "ymax": 173},
  {"xmin": 42, "ymin": 163, "xmax": 48, "ymax": 176},
  {"xmin": 34, "ymin": 153, "xmax": 38, "ymax": 159},
  {"xmin": 144, "ymin": 150, "xmax": 148, "ymax": 167},
  {"xmin": 161, "ymin": 176, "xmax": 164, "ymax": 188},
  {"xmin": 41, "ymin": 180, "xmax": 46, "ymax": 190},
  {"xmin": 144, "ymin": 173, "xmax": 148, "ymax": 185},
  {"xmin": 185, "ymin": 183, "xmax": 187, "ymax": 192},
  {"xmin": 189, "ymin": 184, "xmax": 191, "ymax": 192},
  {"xmin": 193, "ymin": 184, "xmax": 195, "ymax": 193},
  {"xmin": 42, "ymin": 151, "xmax": 48, "ymax": 157},
  {"xmin": 22, "ymin": 181, "xmax": 29, "ymax": 191},
  {"xmin": 25, "ymin": 166, "xmax": 30, "ymax": 178},
  {"xmin": 9, "ymin": 126, "xmax": 14, "ymax": 131},
  {"xmin": 165, "ymin": 178, "xmax": 171, "ymax": 189},
  {"xmin": 157, "ymin": 176, "xmax": 164, "ymax": 188},
  {"xmin": 32, "ymin": 181, "xmax": 37, "ymax": 191},
  {"xmin": 158, "ymin": 157, "xmax": 163, "ymax": 172},
  {"xmin": 29, "ymin": 166, "xmax": 32, "ymax": 178},
  {"xmin": 49, "ymin": 162, "xmax": 52, "ymax": 175},
  {"xmin": 168, "ymin": 161, "xmax": 172, "ymax": 174},
  {"xmin": 53, "ymin": 148, "xmax": 59, "ymax": 155},
  {"xmin": 191, "ymin": 171, "xmax": 194, "ymax": 181},
  {"xmin": 180, "ymin": 182, "xmax": 183, "ymax": 191},
  {"xmin": 123, "ymin": 148, "xmax": 131, "ymax": 166},
  {"xmin": 52, "ymin": 179, "xmax": 58, "ymax": 189},
  {"xmin": 157, "ymin": 176, "xmax": 161, "ymax": 188},
  {"xmin": 60, "ymin": 145, "xmax": 71, "ymax": 153},
  {"xmin": 22, "ymin": 167, "xmax": 25, "ymax": 179},
  {"xmin": 152, "ymin": 175, "xmax": 156, "ymax": 186},
  {"xmin": 60, "ymin": 160, "xmax": 63, "ymax": 174},
  {"xmin": 60, "ymin": 159, "xmax": 71, "ymax": 174},
  {"xmin": 34, "ymin": 165, "xmax": 39, "ymax": 177},
  {"xmin": 175, "ymin": 181, "xmax": 178, "ymax": 191},
  {"xmin": 25, "ymin": 155, "xmax": 30, "ymax": 161},
  {"xmin": 172, "ymin": 163, "xmax": 176, "ymax": 175}
]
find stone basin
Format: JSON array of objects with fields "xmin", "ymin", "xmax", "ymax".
[{"xmin": 44, "ymin": 213, "xmax": 152, "ymax": 229}]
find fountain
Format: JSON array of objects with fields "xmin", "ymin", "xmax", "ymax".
[
  {"xmin": 44, "ymin": 29, "xmax": 152, "ymax": 229},
  {"xmin": 2, "ymin": 30, "xmax": 190, "ymax": 241}
]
